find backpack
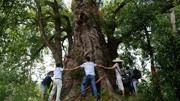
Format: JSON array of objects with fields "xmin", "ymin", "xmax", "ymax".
[
  {"xmin": 133, "ymin": 69, "xmax": 141, "ymax": 79},
  {"xmin": 124, "ymin": 75, "xmax": 130, "ymax": 84}
]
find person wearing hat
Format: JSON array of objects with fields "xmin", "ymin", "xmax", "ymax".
[
  {"xmin": 48, "ymin": 63, "xmax": 73, "ymax": 101},
  {"xmin": 104, "ymin": 58, "xmax": 125, "ymax": 96}
]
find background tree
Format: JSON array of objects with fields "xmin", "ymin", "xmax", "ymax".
[
  {"xmin": 62, "ymin": 0, "xmax": 120, "ymax": 100},
  {"xmin": 0, "ymin": 0, "xmax": 43, "ymax": 100},
  {"xmin": 0, "ymin": 0, "xmax": 179, "ymax": 101}
]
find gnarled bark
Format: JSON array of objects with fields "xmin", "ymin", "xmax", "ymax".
[{"xmin": 62, "ymin": 0, "xmax": 120, "ymax": 100}]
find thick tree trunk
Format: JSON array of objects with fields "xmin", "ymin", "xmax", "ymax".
[
  {"xmin": 170, "ymin": 8, "xmax": 176, "ymax": 31},
  {"xmin": 144, "ymin": 27, "xmax": 162, "ymax": 100},
  {"xmin": 36, "ymin": 0, "xmax": 63, "ymax": 66},
  {"xmin": 62, "ymin": 0, "xmax": 119, "ymax": 100},
  {"xmin": 144, "ymin": 27, "xmax": 157, "ymax": 83},
  {"xmin": 107, "ymin": 39, "xmax": 119, "ymax": 60},
  {"xmin": 62, "ymin": 15, "xmax": 73, "ymax": 53},
  {"xmin": 53, "ymin": 0, "xmax": 63, "ymax": 66}
]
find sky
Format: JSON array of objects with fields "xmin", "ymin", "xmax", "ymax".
[
  {"xmin": 32, "ymin": 49, "xmax": 55, "ymax": 83},
  {"xmin": 63, "ymin": 0, "xmax": 72, "ymax": 8}
]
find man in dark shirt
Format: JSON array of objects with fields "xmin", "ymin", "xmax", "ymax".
[{"xmin": 41, "ymin": 71, "xmax": 54, "ymax": 100}]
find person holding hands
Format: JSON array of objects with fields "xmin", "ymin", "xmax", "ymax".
[
  {"xmin": 104, "ymin": 58, "xmax": 125, "ymax": 96},
  {"xmin": 48, "ymin": 63, "xmax": 73, "ymax": 101},
  {"xmin": 71, "ymin": 56, "xmax": 105, "ymax": 100}
]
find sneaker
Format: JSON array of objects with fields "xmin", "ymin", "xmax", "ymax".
[{"xmin": 81, "ymin": 94, "xmax": 86, "ymax": 97}]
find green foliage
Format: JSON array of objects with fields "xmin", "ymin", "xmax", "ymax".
[
  {"xmin": 0, "ymin": 0, "xmax": 49, "ymax": 100},
  {"xmin": 101, "ymin": 0, "xmax": 180, "ymax": 100},
  {"xmin": 152, "ymin": 13, "xmax": 180, "ymax": 101},
  {"xmin": 0, "ymin": 0, "xmax": 180, "ymax": 101},
  {"xmin": 0, "ymin": 66, "xmax": 41, "ymax": 100}
]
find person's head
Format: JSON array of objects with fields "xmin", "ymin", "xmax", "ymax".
[
  {"xmin": 113, "ymin": 58, "xmax": 123, "ymax": 68},
  {"xmin": 48, "ymin": 71, "xmax": 54, "ymax": 77},
  {"xmin": 84, "ymin": 56, "xmax": 90, "ymax": 62},
  {"xmin": 56, "ymin": 63, "xmax": 61, "ymax": 67},
  {"xmin": 126, "ymin": 66, "xmax": 130, "ymax": 70},
  {"xmin": 125, "ymin": 67, "xmax": 129, "ymax": 74},
  {"xmin": 117, "ymin": 62, "xmax": 123, "ymax": 68}
]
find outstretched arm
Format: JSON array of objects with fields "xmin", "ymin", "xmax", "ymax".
[
  {"xmin": 63, "ymin": 68, "xmax": 73, "ymax": 71},
  {"xmin": 104, "ymin": 65, "xmax": 116, "ymax": 70},
  {"xmin": 63, "ymin": 66, "xmax": 81, "ymax": 71},
  {"xmin": 71, "ymin": 66, "xmax": 81, "ymax": 71},
  {"xmin": 96, "ymin": 64, "xmax": 106, "ymax": 69}
]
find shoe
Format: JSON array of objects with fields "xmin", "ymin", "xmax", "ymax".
[
  {"xmin": 96, "ymin": 97, "xmax": 99, "ymax": 101},
  {"xmin": 81, "ymin": 94, "xmax": 86, "ymax": 97}
]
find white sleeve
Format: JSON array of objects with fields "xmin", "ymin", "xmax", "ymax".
[
  {"xmin": 94, "ymin": 63, "xmax": 97, "ymax": 67},
  {"xmin": 81, "ymin": 63, "xmax": 85, "ymax": 68},
  {"xmin": 60, "ymin": 68, "xmax": 64, "ymax": 71}
]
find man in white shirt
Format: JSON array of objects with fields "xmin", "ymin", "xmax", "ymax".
[
  {"xmin": 72, "ymin": 56, "xmax": 105, "ymax": 100},
  {"xmin": 48, "ymin": 63, "xmax": 72, "ymax": 101},
  {"xmin": 104, "ymin": 58, "xmax": 125, "ymax": 96}
]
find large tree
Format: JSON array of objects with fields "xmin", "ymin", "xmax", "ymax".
[
  {"xmin": 1, "ymin": 0, "xmax": 180, "ymax": 100},
  {"xmin": 62, "ymin": 0, "xmax": 120, "ymax": 100},
  {"xmin": 34, "ymin": 0, "xmax": 179, "ymax": 100}
]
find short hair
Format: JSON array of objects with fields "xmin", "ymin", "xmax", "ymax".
[
  {"xmin": 48, "ymin": 71, "xmax": 53, "ymax": 75},
  {"xmin": 56, "ymin": 63, "xmax": 61, "ymax": 67},
  {"xmin": 85, "ymin": 56, "xmax": 90, "ymax": 61},
  {"xmin": 126, "ymin": 66, "xmax": 130, "ymax": 70}
]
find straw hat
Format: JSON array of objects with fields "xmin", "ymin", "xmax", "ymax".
[{"xmin": 112, "ymin": 58, "xmax": 123, "ymax": 63}]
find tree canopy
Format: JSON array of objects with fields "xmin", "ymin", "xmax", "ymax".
[{"xmin": 0, "ymin": 0, "xmax": 179, "ymax": 100}]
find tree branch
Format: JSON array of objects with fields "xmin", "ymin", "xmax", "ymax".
[
  {"xmin": 61, "ymin": 35, "xmax": 68, "ymax": 42},
  {"xmin": 52, "ymin": 0, "xmax": 63, "ymax": 65},
  {"xmin": 62, "ymin": 15, "xmax": 73, "ymax": 53},
  {"xmin": 97, "ymin": 0, "xmax": 102, "ymax": 8},
  {"xmin": 33, "ymin": 35, "xmax": 55, "ymax": 58},
  {"xmin": 114, "ymin": 0, "xmax": 131, "ymax": 15},
  {"xmin": 161, "ymin": 4, "xmax": 174, "ymax": 13},
  {"xmin": 0, "ymin": 0, "xmax": 15, "ymax": 32},
  {"xmin": 117, "ymin": 29, "xmax": 133, "ymax": 44},
  {"xmin": 161, "ymin": 1, "xmax": 180, "ymax": 13},
  {"xmin": 10, "ymin": 34, "xmax": 55, "ymax": 72},
  {"xmin": 62, "ymin": 15, "xmax": 72, "ymax": 33},
  {"xmin": 35, "ymin": 0, "xmax": 55, "ymax": 52},
  {"xmin": 1, "ymin": 0, "xmax": 15, "ymax": 22}
]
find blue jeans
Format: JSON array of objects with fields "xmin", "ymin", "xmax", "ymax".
[{"xmin": 81, "ymin": 75, "xmax": 98, "ymax": 98}]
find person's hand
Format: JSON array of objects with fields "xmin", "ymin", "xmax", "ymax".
[
  {"xmin": 103, "ymin": 66, "xmax": 107, "ymax": 69},
  {"xmin": 64, "ymin": 68, "xmax": 73, "ymax": 71}
]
